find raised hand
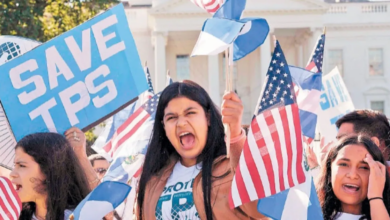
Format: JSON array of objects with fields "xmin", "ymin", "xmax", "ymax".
[
  {"xmin": 221, "ymin": 91, "xmax": 244, "ymax": 139},
  {"xmin": 65, "ymin": 127, "xmax": 87, "ymax": 159},
  {"xmin": 364, "ymin": 153, "xmax": 386, "ymax": 199}
]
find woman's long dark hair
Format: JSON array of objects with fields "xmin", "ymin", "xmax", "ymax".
[
  {"xmin": 17, "ymin": 132, "xmax": 90, "ymax": 220},
  {"xmin": 137, "ymin": 80, "xmax": 227, "ymax": 219},
  {"xmin": 317, "ymin": 135, "xmax": 390, "ymax": 220}
]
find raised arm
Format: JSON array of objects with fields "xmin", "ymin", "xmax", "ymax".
[
  {"xmin": 222, "ymin": 92, "xmax": 269, "ymax": 219},
  {"xmin": 65, "ymin": 127, "xmax": 100, "ymax": 190},
  {"xmin": 365, "ymin": 154, "xmax": 390, "ymax": 220}
]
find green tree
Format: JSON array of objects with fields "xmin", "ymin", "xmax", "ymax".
[
  {"xmin": 0, "ymin": 0, "xmax": 118, "ymax": 42},
  {"xmin": 0, "ymin": 0, "xmax": 47, "ymax": 40}
]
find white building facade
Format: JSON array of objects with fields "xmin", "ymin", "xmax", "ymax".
[{"xmin": 123, "ymin": 0, "xmax": 390, "ymax": 125}]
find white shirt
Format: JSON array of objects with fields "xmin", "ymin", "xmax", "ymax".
[
  {"xmin": 32, "ymin": 209, "xmax": 73, "ymax": 220},
  {"xmin": 335, "ymin": 212, "xmax": 363, "ymax": 220},
  {"xmin": 155, "ymin": 161, "xmax": 202, "ymax": 220}
]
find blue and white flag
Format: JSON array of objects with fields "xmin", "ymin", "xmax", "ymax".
[
  {"xmin": 289, "ymin": 66, "xmax": 322, "ymax": 143},
  {"xmin": 257, "ymin": 171, "xmax": 323, "ymax": 220},
  {"xmin": 191, "ymin": 0, "xmax": 269, "ymax": 61},
  {"xmin": 71, "ymin": 181, "xmax": 131, "ymax": 220}
]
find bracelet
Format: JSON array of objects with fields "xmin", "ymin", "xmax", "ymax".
[{"xmin": 368, "ymin": 197, "xmax": 383, "ymax": 202}]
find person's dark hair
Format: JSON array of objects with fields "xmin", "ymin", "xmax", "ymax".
[
  {"xmin": 336, "ymin": 110, "xmax": 390, "ymax": 158},
  {"xmin": 317, "ymin": 135, "xmax": 390, "ymax": 220},
  {"xmin": 88, "ymin": 154, "xmax": 107, "ymax": 167},
  {"xmin": 137, "ymin": 80, "xmax": 227, "ymax": 219},
  {"xmin": 17, "ymin": 133, "xmax": 90, "ymax": 220}
]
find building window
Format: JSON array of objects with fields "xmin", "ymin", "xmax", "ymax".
[
  {"xmin": 369, "ymin": 48, "xmax": 384, "ymax": 76},
  {"xmin": 176, "ymin": 55, "xmax": 190, "ymax": 81},
  {"xmin": 327, "ymin": 49, "xmax": 343, "ymax": 75},
  {"xmin": 371, "ymin": 101, "xmax": 385, "ymax": 113}
]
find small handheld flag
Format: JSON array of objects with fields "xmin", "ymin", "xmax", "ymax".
[
  {"xmin": 70, "ymin": 181, "xmax": 131, "ymax": 220},
  {"xmin": 0, "ymin": 176, "xmax": 22, "ymax": 220},
  {"xmin": 229, "ymin": 40, "xmax": 306, "ymax": 208}
]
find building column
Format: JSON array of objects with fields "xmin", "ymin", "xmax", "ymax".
[
  {"xmin": 152, "ymin": 31, "xmax": 168, "ymax": 93},
  {"xmin": 296, "ymin": 42, "xmax": 304, "ymax": 67},
  {"xmin": 208, "ymin": 55, "xmax": 220, "ymax": 105},
  {"xmin": 249, "ymin": 32, "xmax": 272, "ymax": 113}
]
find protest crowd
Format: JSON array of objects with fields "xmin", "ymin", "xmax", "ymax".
[{"xmin": 0, "ymin": 1, "xmax": 390, "ymax": 220}]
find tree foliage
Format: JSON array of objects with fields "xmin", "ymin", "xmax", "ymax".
[{"xmin": 0, "ymin": 0, "xmax": 118, "ymax": 42}]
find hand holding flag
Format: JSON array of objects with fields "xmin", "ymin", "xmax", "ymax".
[{"xmin": 230, "ymin": 40, "xmax": 306, "ymax": 208}]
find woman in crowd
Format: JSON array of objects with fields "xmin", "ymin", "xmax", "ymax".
[
  {"xmin": 317, "ymin": 135, "xmax": 390, "ymax": 220},
  {"xmin": 10, "ymin": 132, "xmax": 91, "ymax": 220},
  {"xmin": 137, "ymin": 80, "xmax": 265, "ymax": 219}
]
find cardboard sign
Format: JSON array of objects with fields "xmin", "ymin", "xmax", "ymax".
[
  {"xmin": 317, "ymin": 67, "xmax": 355, "ymax": 144},
  {"xmin": 0, "ymin": 4, "xmax": 148, "ymax": 141}
]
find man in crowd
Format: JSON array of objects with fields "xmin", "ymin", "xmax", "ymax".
[
  {"xmin": 336, "ymin": 109, "xmax": 390, "ymax": 161},
  {"xmin": 308, "ymin": 109, "xmax": 390, "ymax": 174},
  {"xmin": 88, "ymin": 154, "xmax": 110, "ymax": 180}
]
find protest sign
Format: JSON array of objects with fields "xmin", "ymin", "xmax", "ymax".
[
  {"xmin": 0, "ymin": 4, "xmax": 148, "ymax": 141},
  {"xmin": 0, "ymin": 36, "xmax": 41, "ymax": 169},
  {"xmin": 317, "ymin": 67, "xmax": 355, "ymax": 145}
]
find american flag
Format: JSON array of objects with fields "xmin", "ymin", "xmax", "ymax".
[
  {"xmin": 296, "ymin": 32, "xmax": 325, "ymax": 144},
  {"xmin": 229, "ymin": 41, "xmax": 306, "ymax": 208},
  {"xmin": 92, "ymin": 65, "xmax": 154, "ymax": 159},
  {"xmin": 145, "ymin": 66, "xmax": 154, "ymax": 94},
  {"xmin": 190, "ymin": 0, "xmax": 221, "ymax": 14},
  {"xmin": 0, "ymin": 177, "xmax": 22, "ymax": 220},
  {"xmin": 103, "ymin": 93, "xmax": 160, "ymax": 158},
  {"xmin": 305, "ymin": 34, "xmax": 325, "ymax": 73}
]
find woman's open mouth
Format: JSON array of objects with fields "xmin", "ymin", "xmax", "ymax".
[
  {"xmin": 179, "ymin": 132, "xmax": 195, "ymax": 150},
  {"xmin": 342, "ymin": 184, "xmax": 360, "ymax": 194}
]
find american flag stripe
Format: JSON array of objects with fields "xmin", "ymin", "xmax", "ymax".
[
  {"xmin": 251, "ymin": 116, "xmax": 272, "ymax": 196},
  {"xmin": 265, "ymin": 110, "xmax": 285, "ymax": 191},
  {"xmin": 242, "ymin": 126, "xmax": 266, "ymax": 198},
  {"xmin": 110, "ymin": 114, "xmax": 150, "ymax": 157},
  {"xmin": 273, "ymin": 108, "xmax": 290, "ymax": 189},
  {"xmin": 279, "ymin": 108, "xmax": 294, "ymax": 187},
  {"xmin": 0, "ymin": 177, "xmax": 21, "ymax": 220},
  {"xmin": 190, "ymin": 0, "xmax": 220, "ymax": 14},
  {"xmin": 305, "ymin": 62, "xmax": 317, "ymax": 73},
  {"xmin": 230, "ymin": 105, "xmax": 304, "ymax": 207},
  {"xmin": 258, "ymin": 113, "xmax": 279, "ymax": 195},
  {"xmin": 103, "ymin": 107, "xmax": 145, "ymax": 153}
]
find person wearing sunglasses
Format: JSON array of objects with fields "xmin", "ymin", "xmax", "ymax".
[{"xmin": 88, "ymin": 154, "xmax": 109, "ymax": 180}]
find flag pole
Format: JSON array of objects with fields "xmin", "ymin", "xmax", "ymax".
[{"xmin": 219, "ymin": 0, "xmax": 232, "ymax": 158}]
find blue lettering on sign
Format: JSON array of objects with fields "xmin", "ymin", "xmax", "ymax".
[
  {"xmin": 326, "ymin": 80, "xmax": 338, "ymax": 107},
  {"xmin": 329, "ymin": 109, "xmax": 354, "ymax": 127},
  {"xmin": 331, "ymin": 74, "xmax": 348, "ymax": 103}
]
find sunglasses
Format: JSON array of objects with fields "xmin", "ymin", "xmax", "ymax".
[{"xmin": 95, "ymin": 168, "xmax": 107, "ymax": 175}]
